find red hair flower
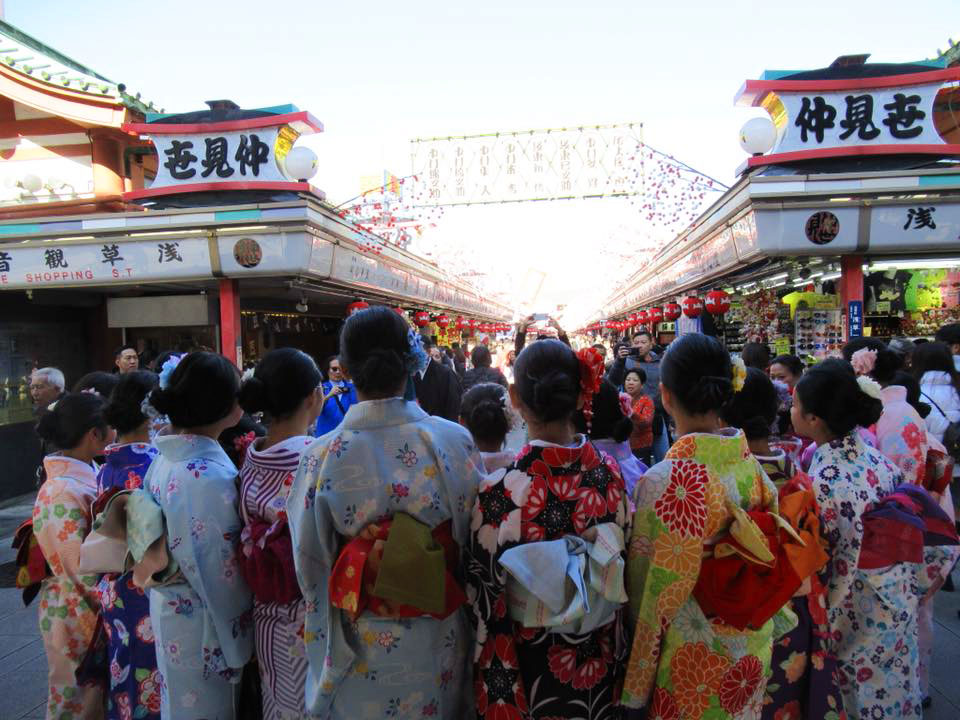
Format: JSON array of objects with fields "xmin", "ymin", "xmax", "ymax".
[{"xmin": 576, "ymin": 347, "xmax": 605, "ymax": 430}]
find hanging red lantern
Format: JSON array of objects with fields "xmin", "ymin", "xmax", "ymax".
[
  {"xmin": 413, "ymin": 310, "xmax": 430, "ymax": 328},
  {"xmin": 682, "ymin": 296, "xmax": 703, "ymax": 318},
  {"xmin": 394, "ymin": 307, "xmax": 406, "ymax": 317},
  {"xmin": 636, "ymin": 309, "xmax": 649, "ymax": 325},
  {"xmin": 664, "ymin": 302, "xmax": 682, "ymax": 321},
  {"xmin": 468, "ymin": 318, "xmax": 478, "ymax": 331},
  {"xmin": 629, "ymin": 313, "xmax": 639, "ymax": 326},
  {"xmin": 605, "ymin": 319, "xmax": 618, "ymax": 330},
  {"xmin": 649, "ymin": 306, "xmax": 664, "ymax": 324},
  {"xmin": 436, "ymin": 314, "xmax": 451, "ymax": 329},
  {"xmin": 455, "ymin": 316, "xmax": 467, "ymax": 331},
  {"xmin": 346, "ymin": 301, "xmax": 369, "ymax": 317},
  {"xmin": 705, "ymin": 289, "xmax": 731, "ymax": 315}
]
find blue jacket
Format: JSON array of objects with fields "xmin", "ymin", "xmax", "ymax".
[{"xmin": 313, "ymin": 380, "xmax": 358, "ymax": 436}]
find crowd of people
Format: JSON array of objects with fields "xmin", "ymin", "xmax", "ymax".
[{"xmin": 17, "ymin": 307, "xmax": 960, "ymax": 720}]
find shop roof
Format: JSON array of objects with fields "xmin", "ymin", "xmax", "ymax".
[{"xmin": 0, "ymin": 19, "xmax": 159, "ymax": 115}]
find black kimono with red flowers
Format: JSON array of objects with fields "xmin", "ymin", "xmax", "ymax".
[{"xmin": 465, "ymin": 437, "xmax": 631, "ymax": 720}]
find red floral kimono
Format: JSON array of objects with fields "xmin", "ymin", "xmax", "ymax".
[{"xmin": 465, "ymin": 437, "xmax": 630, "ymax": 720}]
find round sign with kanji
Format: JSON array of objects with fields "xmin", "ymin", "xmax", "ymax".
[
  {"xmin": 804, "ymin": 211, "xmax": 839, "ymax": 245},
  {"xmin": 233, "ymin": 237, "xmax": 262, "ymax": 268}
]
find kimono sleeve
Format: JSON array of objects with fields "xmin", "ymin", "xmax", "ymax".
[
  {"xmin": 32, "ymin": 480, "xmax": 92, "ymax": 583},
  {"xmin": 633, "ymin": 396, "xmax": 654, "ymax": 431},
  {"xmin": 164, "ymin": 462, "xmax": 252, "ymax": 671},
  {"xmin": 622, "ymin": 459, "xmax": 709, "ymax": 708}
]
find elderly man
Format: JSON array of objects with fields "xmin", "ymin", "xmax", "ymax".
[{"xmin": 30, "ymin": 367, "xmax": 65, "ymax": 410}]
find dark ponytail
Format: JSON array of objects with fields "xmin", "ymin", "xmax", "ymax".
[
  {"xmin": 795, "ymin": 358, "xmax": 883, "ymax": 437},
  {"xmin": 104, "ymin": 370, "xmax": 158, "ymax": 435},
  {"xmin": 721, "ymin": 367, "xmax": 777, "ymax": 440},
  {"xmin": 238, "ymin": 348, "xmax": 321, "ymax": 419},
  {"xmin": 36, "ymin": 392, "xmax": 108, "ymax": 450},
  {"xmin": 513, "ymin": 339, "xmax": 580, "ymax": 423},
  {"xmin": 660, "ymin": 334, "xmax": 734, "ymax": 415},
  {"xmin": 574, "ymin": 380, "xmax": 633, "ymax": 442},
  {"xmin": 460, "ymin": 382, "xmax": 512, "ymax": 446}
]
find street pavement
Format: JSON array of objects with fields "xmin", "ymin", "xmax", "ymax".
[{"xmin": 3, "ymin": 469, "xmax": 960, "ymax": 719}]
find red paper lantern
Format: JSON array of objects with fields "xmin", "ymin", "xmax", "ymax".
[
  {"xmin": 637, "ymin": 309, "xmax": 649, "ymax": 325},
  {"xmin": 664, "ymin": 302, "xmax": 682, "ymax": 321},
  {"xmin": 629, "ymin": 313, "xmax": 639, "ymax": 326},
  {"xmin": 468, "ymin": 318, "xmax": 477, "ymax": 330},
  {"xmin": 682, "ymin": 296, "xmax": 703, "ymax": 318},
  {"xmin": 436, "ymin": 314, "xmax": 451, "ymax": 329},
  {"xmin": 346, "ymin": 301, "xmax": 369, "ymax": 317},
  {"xmin": 649, "ymin": 307, "xmax": 664, "ymax": 324},
  {"xmin": 394, "ymin": 307, "xmax": 406, "ymax": 316},
  {"xmin": 413, "ymin": 310, "xmax": 430, "ymax": 328},
  {"xmin": 455, "ymin": 316, "xmax": 467, "ymax": 331},
  {"xmin": 605, "ymin": 319, "xmax": 618, "ymax": 330},
  {"xmin": 705, "ymin": 289, "xmax": 730, "ymax": 315}
]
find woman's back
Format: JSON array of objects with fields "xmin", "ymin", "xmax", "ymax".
[{"xmin": 920, "ymin": 370, "xmax": 960, "ymax": 442}]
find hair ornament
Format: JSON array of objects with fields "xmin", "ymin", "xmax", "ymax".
[
  {"xmin": 404, "ymin": 328, "xmax": 429, "ymax": 377},
  {"xmin": 618, "ymin": 391, "xmax": 634, "ymax": 418},
  {"xmin": 731, "ymin": 356, "xmax": 747, "ymax": 393},
  {"xmin": 81, "ymin": 387, "xmax": 100, "ymax": 397},
  {"xmin": 850, "ymin": 348, "xmax": 878, "ymax": 377},
  {"xmin": 856, "ymin": 374, "xmax": 883, "ymax": 400},
  {"xmin": 241, "ymin": 367, "xmax": 256, "ymax": 383},
  {"xmin": 158, "ymin": 354, "xmax": 185, "ymax": 390},
  {"xmin": 576, "ymin": 346, "xmax": 606, "ymax": 429},
  {"xmin": 140, "ymin": 394, "xmax": 161, "ymax": 420}
]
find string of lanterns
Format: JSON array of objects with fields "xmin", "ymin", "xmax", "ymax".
[{"xmin": 580, "ymin": 290, "xmax": 731, "ymax": 335}]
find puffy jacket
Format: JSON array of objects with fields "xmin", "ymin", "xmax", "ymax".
[{"xmin": 919, "ymin": 371, "xmax": 960, "ymax": 444}]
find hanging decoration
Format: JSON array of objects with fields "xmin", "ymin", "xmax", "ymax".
[
  {"xmin": 664, "ymin": 302, "xmax": 682, "ymax": 321},
  {"xmin": 346, "ymin": 301, "xmax": 369, "ymax": 317},
  {"xmin": 636, "ymin": 309, "xmax": 649, "ymax": 325},
  {"xmin": 629, "ymin": 313, "xmax": 639, "ymax": 326},
  {"xmin": 649, "ymin": 306, "xmax": 664, "ymax": 324},
  {"xmin": 413, "ymin": 310, "xmax": 430, "ymax": 328},
  {"xmin": 394, "ymin": 307, "xmax": 407, "ymax": 317},
  {"xmin": 705, "ymin": 290, "xmax": 731, "ymax": 315},
  {"xmin": 436, "ymin": 314, "xmax": 451, "ymax": 329},
  {"xmin": 682, "ymin": 296, "xmax": 703, "ymax": 319}
]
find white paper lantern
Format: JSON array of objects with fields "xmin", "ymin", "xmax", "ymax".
[
  {"xmin": 739, "ymin": 117, "xmax": 777, "ymax": 155},
  {"xmin": 20, "ymin": 174, "xmax": 42, "ymax": 192},
  {"xmin": 284, "ymin": 146, "xmax": 319, "ymax": 181}
]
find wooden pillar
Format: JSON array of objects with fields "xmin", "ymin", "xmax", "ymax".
[
  {"xmin": 839, "ymin": 255, "xmax": 864, "ymax": 340},
  {"xmin": 219, "ymin": 279, "xmax": 242, "ymax": 367},
  {"xmin": 89, "ymin": 130, "xmax": 124, "ymax": 197}
]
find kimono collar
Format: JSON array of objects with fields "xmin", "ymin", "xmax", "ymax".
[
  {"xmin": 754, "ymin": 447, "xmax": 788, "ymax": 470},
  {"xmin": 339, "ymin": 397, "xmax": 429, "ymax": 430},
  {"xmin": 105, "ymin": 442, "xmax": 158, "ymax": 461},
  {"xmin": 880, "ymin": 384, "xmax": 908, "ymax": 405},
  {"xmin": 667, "ymin": 427, "xmax": 751, "ymax": 466},
  {"xmin": 825, "ymin": 429, "xmax": 866, "ymax": 454},
  {"xmin": 154, "ymin": 433, "xmax": 233, "ymax": 466},
  {"xmin": 43, "ymin": 454, "xmax": 98, "ymax": 489}
]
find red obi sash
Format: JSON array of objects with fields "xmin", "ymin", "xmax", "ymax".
[
  {"xmin": 239, "ymin": 516, "xmax": 302, "ymax": 605},
  {"xmin": 329, "ymin": 516, "xmax": 466, "ymax": 621}
]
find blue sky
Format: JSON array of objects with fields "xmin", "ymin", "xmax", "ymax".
[{"xmin": 5, "ymin": 0, "xmax": 957, "ymax": 319}]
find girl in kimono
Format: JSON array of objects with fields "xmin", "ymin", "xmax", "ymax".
[
  {"xmin": 288, "ymin": 306, "xmax": 484, "ymax": 719},
  {"xmin": 467, "ymin": 341, "xmax": 630, "ymax": 720},
  {"xmin": 144, "ymin": 352, "xmax": 252, "ymax": 720},
  {"xmin": 33, "ymin": 392, "xmax": 115, "ymax": 719},
  {"xmin": 790, "ymin": 359, "xmax": 922, "ymax": 718},
  {"xmin": 237, "ymin": 348, "xmax": 323, "ymax": 719},
  {"xmin": 721, "ymin": 368, "xmax": 845, "ymax": 720},
  {"xmin": 459, "ymin": 382, "xmax": 515, "ymax": 474},
  {"xmin": 97, "ymin": 371, "xmax": 160, "ymax": 720},
  {"xmin": 622, "ymin": 334, "xmax": 783, "ymax": 718}
]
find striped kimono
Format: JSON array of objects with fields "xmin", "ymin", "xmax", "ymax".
[{"xmin": 239, "ymin": 435, "xmax": 314, "ymax": 720}]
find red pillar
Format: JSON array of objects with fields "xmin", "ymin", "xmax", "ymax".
[
  {"xmin": 839, "ymin": 255, "xmax": 863, "ymax": 341},
  {"xmin": 219, "ymin": 278, "xmax": 242, "ymax": 367}
]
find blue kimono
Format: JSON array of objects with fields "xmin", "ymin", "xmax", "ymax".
[
  {"xmin": 145, "ymin": 434, "xmax": 253, "ymax": 720},
  {"xmin": 312, "ymin": 381, "xmax": 358, "ymax": 437},
  {"xmin": 288, "ymin": 398, "xmax": 483, "ymax": 719},
  {"xmin": 96, "ymin": 442, "xmax": 161, "ymax": 720}
]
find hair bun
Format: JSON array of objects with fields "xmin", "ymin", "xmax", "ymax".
[
  {"xmin": 352, "ymin": 348, "xmax": 405, "ymax": 394},
  {"xmin": 148, "ymin": 387, "xmax": 172, "ymax": 417},
  {"xmin": 854, "ymin": 389, "xmax": 884, "ymax": 428},
  {"xmin": 692, "ymin": 375, "xmax": 734, "ymax": 413},
  {"xmin": 238, "ymin": 375, "xmax": 270, "ymax": 415},
  {"xmin": 531, "ymin": 369, "xmax": 579, "ymax": 422}
]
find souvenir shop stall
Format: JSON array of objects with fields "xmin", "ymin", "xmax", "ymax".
[{"xmin": 593, "ymin": 54, "xmax": 960, "ymax": 359}]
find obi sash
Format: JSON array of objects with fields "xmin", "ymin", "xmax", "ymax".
[
  {"xmin": 859, "ymin": 483, "xmax": 960, "ymax": 570},
  {"xmin": 498, "ymin": 522, "xmax": 627, "ymax": 635},
  {"xmin": 78, "ymin": 488, "xmax": 181, "ymax": 588},
  {"xmin": 329, "ymin": 513, "xmax": 466, "ymax": 620},
  {"xmin": 11, "ymin": 517, "xmax": 51, "ymax": 606},
  {"xmin": 239, "ymin": 516, "xmax": 301, "ymax": 605},
  {"xmin": 693, "ymin": 503, "xmax": 824, "ymax": 631}
]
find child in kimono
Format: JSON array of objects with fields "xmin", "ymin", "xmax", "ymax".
[
  {"xmin": 144, "ymin": 352, "xmax": 252, "ymax": 720},
  {"xmin": 289, "ymin": 306, "xmax": 483, "ymax": 719},
  {"xmin": 33, "ymin": 392, "xmax": 116, "ymax": 719},
  {"xmin": 459, "ymin": 382, "xmax": 515, "ymax": 474},
  {"xmin": 97, "ymin": 371, "xmax": 160, "ymax": 720},
  {"xmin": 237, "ymin": 348, "xmax": 324, "ymax": 719},
  {"xmin": 467, "ymin": 342, "xmax": 630, "ymax": 720}
]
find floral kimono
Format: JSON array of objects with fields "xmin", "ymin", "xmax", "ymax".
[
  {"xmin": 146, "ymin": 434, "xmax": 253, "ymax": 720},
  {"xmin": 876, "ymin": 385, "xmax": 929, "ymax": 486},
  {"xmin": 623, "ymin": 429, "xmax": 786, "ymax": 718},
  {"xmin": 466, "ymin": 437, "xmax": 630, "ymax": 720},
  {"xmin": 33, "ymin": 455, "xmax": 103, "ymax": 719},
  {"xmin": 238, "ymin": 435, "xmax": 314, "ymax": 720},
  {"xmin": 96, "ymin": 443, "xmax": 161, "ymax": 720},
  {"xmin": 809, "ymin": 431, "xmax": 922, "ymax": 718},
  {"xmin": 756, "ymin": 451, "xmax": 845, "ymax": 720},
  {"xmin": 288, "ymin": 398, "xmax": 483, "ymax": 720}
]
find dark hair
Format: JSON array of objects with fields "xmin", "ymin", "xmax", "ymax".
[
  {"xmin": 591, "ymin": 343, "xmax": 608, "ymax": 355},
  {"xmin": 794, "ymin": 358, "xmax": 883, "ymax": 437},
  {"xmin": 633, "ymin": 330, "xmax": 653, "ymax": 342},
  {"xmin": 912, "ymin": 341, "xmax": 960, "ymax": 397},
  {"xmin": 148, "ymin": 352, "xmax": 239, "ymax": 428},
  {"xmin": 721, "ymin": 368, "xmax": 777, "ymax": 440},
  {"xmin": 419, "ymin": 334, "xmax": 436, "ymax": 351},
  {"xmin": 471, "ymin": 345, "xmax": 492, "ymax": 369},
  {"xmin": 36, "ymin": 392, "xmax": 108, "ymax": 449},
  {"xmin": 239, "ymin": 348, "xmax": 321, "ymax": 419},
  {"xmin": 624, "ymin": 367, "xmax": 647, "ymax": 385},
  {"xmin": 513, "ymin": 339, "xmax": 580, "ymax": 422},
  {"xmin": 935, "ymin": 322, "xmax": 960, "ymax": 346},
  {"xmin": 893, "ymin": 370, "xmax": 930, "ymax": 418},
  {"xmin": 574, "ymin": 379, "xmax": 633, "ymax": 442},
  {"xmin": 104, "ymin": 370, "xmax": 158, "ymax": 435},
  {"xmin": 868, "ymin": 347, "xmax": 903, "ymax": 386},
  {"xmin": 741, "ymin": 342, "xmax": 771, "ymax": 370},
  {"xmin": 660, "ymin": 333, "xmax": 734, "ymax": 415},
  {"xmin": 460, "ymin": 382, "xmax": 512, "ymax": 446},
  {"xmin": 770, "ymin": 354, "xmax": 804, "ymax": 378},
  {"xmin": 151, "ymin": 350, "xmax": 178, "ymax": 373},
  {"xmin": 73, "ymin": 371, "xmax": 120, "ymax": 398},
  {"xmin": 218, "ymin": 414, "xmax": 266, "ymax": 468},
  {"xmin": 341, "ymin": 306, "xmax": 411, "ymax": 396},
  {"xmin": 841, "ymin": 337, "xmax": 886, "ymax": 362},
  {"xmin": 114, "ymin": 344, "xmax": 137, "ymax": 358}
]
